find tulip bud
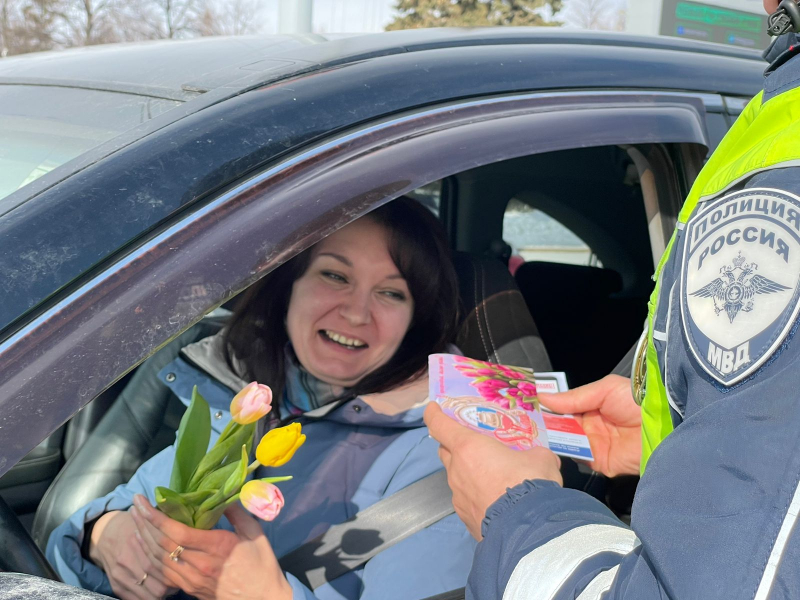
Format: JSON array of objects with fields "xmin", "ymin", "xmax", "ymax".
[
  {"xmin": 230, "ymin": 382, "xmax": 273, "ymax": 425},
  {"xmin": 240, "ymin": 480, "xmax": 285, "ymax": 521},
  {"xmin": 256, "ymin": 422, "xmax": 306, "ymax": 468}
]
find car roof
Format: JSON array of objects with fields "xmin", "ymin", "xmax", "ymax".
[{"xmin": 0, "ymin": 28, "xmax": 765, "ymax": 100}]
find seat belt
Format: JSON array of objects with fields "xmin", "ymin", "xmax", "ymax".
[{"xmin": 278, "ymin": 470, "xmax": 455, "ymax": 590}]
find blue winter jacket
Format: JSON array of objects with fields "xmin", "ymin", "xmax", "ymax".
[{"xmin": 47, "ymin": 334, "xmax": 475, "ymax": 600}]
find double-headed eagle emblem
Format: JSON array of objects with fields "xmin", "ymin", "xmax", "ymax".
[{"xmin": 691, "ymin": 252, "xmax": 790, "ymax": 323}]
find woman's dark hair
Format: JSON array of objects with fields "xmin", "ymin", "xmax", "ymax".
[{"xmin": 223, "ymin": 196, "xmax": 459, "ymax": 402}]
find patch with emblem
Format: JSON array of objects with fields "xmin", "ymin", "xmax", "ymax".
[{"xmin": 681, "ymin": 188, "xmax": 800, "ymax": 385}]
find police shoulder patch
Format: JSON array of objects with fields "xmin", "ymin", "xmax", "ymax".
[{"xmin": 680, "ymin": 188, "xmax": 800, "ymax": 385}]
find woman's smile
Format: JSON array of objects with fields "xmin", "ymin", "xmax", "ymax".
[{"xmin": 319, "ymin": 330, "xmax": 369, "ymax": 350}]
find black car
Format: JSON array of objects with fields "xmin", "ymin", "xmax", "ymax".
[{"xmin": 0, "ymin": 28, "xmax": 765, "ymax": 597}]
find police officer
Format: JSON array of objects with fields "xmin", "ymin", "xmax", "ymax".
[{"xmin": 425, "ymin": 1, "xmax": 800, "ymax": 597}]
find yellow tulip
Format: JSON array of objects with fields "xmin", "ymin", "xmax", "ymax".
[{"xmin": 256, "ymin": 423, "xmax": 306, "ymax": 467}]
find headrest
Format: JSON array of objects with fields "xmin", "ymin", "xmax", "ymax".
[
  {"xmin": 515, "ymin": 262, "xmax": 623, "ymax": 300},
  {"xmin": 452, "ymin": 252, "xmax": 551, "ymax": 371}
]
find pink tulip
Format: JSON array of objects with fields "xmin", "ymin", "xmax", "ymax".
[
  {"xmin": 240, "ymin": 480, "xmax": 285, "ymax": 521},
  {"xmin": 519, "ymin": 401, "xmax": 534, "ymax": 411},
  {"xmin": 230, "ymin": 382, "xmax": 273, "ymax": 425},
  {"xmin": 483, "ymin": 379, "xmax": 507, "ymax": 389},
  {"xmin": 476, "ymin": 385, "xmax": 503, "ymax": 402},
  {"xmin": 475, "ymin": 368, "xmax": 499, "ymax": 376},
  {"xmin": 499, "ymin": 366, "xmax": 527, "ymax": 379},
  {"xmin": 517, "ymin": 381, "xmax": 537, "ymax": 396},
  {"xmin": 507, "ymin": 388, "xmax": 521, "ymax": 397}
]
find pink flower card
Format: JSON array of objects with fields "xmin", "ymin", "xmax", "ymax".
[
  {"xmin": 428, "ymin": 354, "xmax": 593, "ymax": 460},
  {"xmin": 428, "ymin": 354, "xmax": 548, "ymax": 451}
]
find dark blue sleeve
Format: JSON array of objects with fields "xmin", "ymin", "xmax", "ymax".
[{"xmin": 468, "ymin": 480, "xmax": 651, "ymax": 600}]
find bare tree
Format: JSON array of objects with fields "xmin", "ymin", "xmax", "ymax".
[
  {"xmin": 196, "ymin": 0, "xmax": 262, "ymax": 36},
  {"xmin": 56, "ymin": 0, "xmax": 125, "ymax": 46},
  {"xmin": 1, "ymin": 0, "xmax": 63, "ymax": 54},
  {"xmin": 143, "ymin": 0, "xmax": 205, "ymax": 38},
  {"xmin": 562, "ymin": 0, "xmax": 623, "ymax": 30}
]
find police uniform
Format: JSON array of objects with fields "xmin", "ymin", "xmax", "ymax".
[{"xmin": 467, "ymin": 34, "xmax": 800, "ymax": 600}]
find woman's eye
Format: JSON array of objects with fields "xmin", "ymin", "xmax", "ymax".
[
  {"xmin": 322, "ymin": 271, "xmax": 347, "ymax": 283},
  {"xmin": 381, "ymin": 290, "xmax": 407, "ymax": 302}
]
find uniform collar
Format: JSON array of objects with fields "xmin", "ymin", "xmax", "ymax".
[{"xmin": 764, "ymin": 33, "xmax": 800, "ymax": 74}]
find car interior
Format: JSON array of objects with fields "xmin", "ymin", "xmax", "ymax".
[{"xmin": 1, "ymin": 141, "xmax": 666, "ymax": 575}]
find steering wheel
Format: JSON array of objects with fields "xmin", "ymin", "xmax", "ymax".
[{"xmin": 0, "ymin": 495, "xmax": 60, "ymax": 580}]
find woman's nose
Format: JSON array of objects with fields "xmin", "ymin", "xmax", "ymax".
[{"xmin": 339, "ymin": 290, "xmax": 371, "ymax": 325}]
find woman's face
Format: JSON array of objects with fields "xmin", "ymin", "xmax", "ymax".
[{"xmin": 286, "ymin": 218, "xmax": 414, "ymax": 387}]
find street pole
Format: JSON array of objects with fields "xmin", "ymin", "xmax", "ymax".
[{"xmin": 279, "ymin": 0, "xmax": 313, "ymax": 33}]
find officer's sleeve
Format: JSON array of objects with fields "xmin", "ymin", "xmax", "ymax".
[{"xmin": 468, "ymin": 480, "xmax": 652, "ymax": 600}]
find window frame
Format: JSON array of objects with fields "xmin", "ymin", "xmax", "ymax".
[{"xmin": 0, "ymin": 90, "xmax": 709, "ymax": 477}]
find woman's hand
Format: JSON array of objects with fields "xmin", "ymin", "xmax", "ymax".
[
  {"xmin": 540, "ymin": 374, "xmax": 642, "ymax": 477},
  {"xmin": 88, "ymin": 510, "xmax": 176, "ymax": 599},
  {"xmin": 130, "ymin": 494, "xmax": 292, "ymax": 600},
  {"xmin": 424, "ymin": 402, "xmax": 562, "ymax": 540}
]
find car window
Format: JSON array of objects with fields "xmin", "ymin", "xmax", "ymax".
[
  {"xmin": 406, "ymin": 181, "xmax": 442, "ymax": 217},
  {"xmin": 503, "ymin": 199, "xmax": 601, "ymax": 267},
  {"xmin": 0, "ymin": 85, "xmax": 181, "ymax": 202}
]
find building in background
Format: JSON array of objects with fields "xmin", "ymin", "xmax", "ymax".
[{"xmin": 627, "ymin": 0, "xmax": 770, "ymax": 49}]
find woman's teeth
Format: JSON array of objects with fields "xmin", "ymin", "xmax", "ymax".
[{"xmin": 323, "ymin": 330, "xmax": 366, "ymax": 348}]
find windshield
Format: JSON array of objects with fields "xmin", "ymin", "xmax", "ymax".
[{"xmin": 0, "ymin": 85, "xmax": 181, "ymax": 201}]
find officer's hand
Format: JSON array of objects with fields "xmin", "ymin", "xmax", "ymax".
[
  {"xmin": 424, "ymin": 402, "xmax": 562, "ymax": 540},
  {"xmin": 540, "ymin": 374, "xmax": 641, "ymax": 478},
  {"xmin": 764, "ymin": 0, "xmax": 779, "ymax": 14}
]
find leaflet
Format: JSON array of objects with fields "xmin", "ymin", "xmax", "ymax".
[{"xmin": 428, "ymin": 354, "xmax": 593, "ymax": 461}]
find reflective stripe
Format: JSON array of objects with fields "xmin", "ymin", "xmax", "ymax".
[
  {"xmin": 754, "ymin": 478, "xmax": 800, "ymax": 600},
  {"xmin": 652, "ymin": 330, "xmax": 667, "ymax": 342},
  {"xmin": 663, "ymin": 284, "xmax": 684, "ymax": 419},
  {"xmin": 502, "ymin": 525, "xmax": 638, "ymax": 600},
  {"xmin": 576, "ymin": 565, "xmax": 620, "ymax": 600}
]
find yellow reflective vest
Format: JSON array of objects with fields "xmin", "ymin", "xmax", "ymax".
[{"xmin": 641, "ymin": 85, "xmax": 800, "ymax": 471}]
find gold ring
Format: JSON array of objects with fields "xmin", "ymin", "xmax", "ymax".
[
  {"xmin": 169, "ymin": 545, "xmax": 185, "ymax": 562},
  {"xmin": 135, "ymin": 573, "xmax": 148, "ymax": 586}
]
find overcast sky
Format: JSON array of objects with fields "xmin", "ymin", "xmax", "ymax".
[{"xmin": 258, "ymin": 0, "xmax": 629, "ymax": 34}]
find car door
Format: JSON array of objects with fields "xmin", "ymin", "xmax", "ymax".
[{"xmin": 0, "ymin": 89, "xmax": 708, "ymax": 550}]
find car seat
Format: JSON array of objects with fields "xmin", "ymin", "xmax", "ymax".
[{"xmin": 514, "ymin": 261, "xmax": 646, "ymax": 387}]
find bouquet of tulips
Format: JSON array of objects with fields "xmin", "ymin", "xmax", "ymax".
[
  {"xmin": 453, "ymin": 356, "xmax": 539, "ymax": 411},
  {"xmin": 155, "ymin": 382, "xmax": 305, "ymax": 529}
]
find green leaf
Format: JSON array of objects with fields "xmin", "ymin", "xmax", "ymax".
[
  {"xmin": 222, "ymin": 445, "xmax": 249, "ymax": 497},
  {"xmin": 193, "ymin": 492, "xmax": 246, "ymax": 530},
  {"xmin": 186, "ymin": 422, "xmax": 254, "ymax": 492},
  {"xmin": 170, "ymin": 386, "xmax": 211, "ymax": 493},
  {"xmin": 179, "ymin": 489, "xmax": 217, "ymax": 506},
  {"xmin": 261, "ymin": 476, "xmax": 293, "ymax": 484},
  {"xmin": 194, "ymin": 462, "xmax": 240, "ymax": 493},
  {"xmin": 192, "ymin": 447, "xmax": 249, "ymax": 530},
  {"xmin": 196, "ymin": 445, "xmax": 249, "ymax": 516},
  {"xmin": 155, "ymin": 486, "xmax": 195, "ymax": 527}
]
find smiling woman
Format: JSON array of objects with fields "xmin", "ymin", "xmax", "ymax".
[
  {"xmin": 47, "ymin": 196, "xmax": 471, "ymax": 600},
  {"xmin": 224, "ymin": 197, "xmax": 458, "ymax": 408}
]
